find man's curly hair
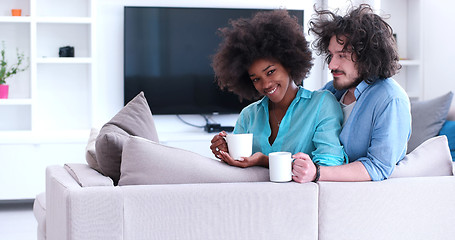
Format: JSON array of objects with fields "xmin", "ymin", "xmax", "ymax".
[
  {"xmin": 309, "ymin": 4, "xmax": 400, "ymax": 83},
  {"xmin": 211, "ymin": 9, "xmax": 313, "ymax": 101}
]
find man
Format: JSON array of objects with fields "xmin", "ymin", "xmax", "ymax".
[{"xmin": 291, "ymin": 4, "xmax": 411, "ymax": 182}]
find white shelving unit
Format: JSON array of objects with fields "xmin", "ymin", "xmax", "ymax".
[
  {"xmin": 0, "ymin": 0, "xmax": 93, "ymax": 200},
  {"xmin": 0, "ymin": 0, "xmax": 94, "ymax": 139},
  {"xmin": 382, "ymin": 0, "xmax": 423, "ymax": 101}
]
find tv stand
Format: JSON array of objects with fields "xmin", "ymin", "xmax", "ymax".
[
  {"xmin": 155, "ymin": 114, "xmax": 238, "ymax": 158},
  {"xmin": 204, "ymin": 123, "xmax": 234, "ymax": 133}
]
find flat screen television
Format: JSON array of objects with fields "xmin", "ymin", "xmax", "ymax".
[{"xmin": 124, "ymin": 7, "xmax": 304, "ymax": 115}]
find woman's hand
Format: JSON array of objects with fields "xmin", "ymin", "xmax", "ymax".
[
  {"xmin": 210, "ymin": 131, "xmax": 228, "ymax": 159},
  {"xmin": 292, "ymin": 152, "xmax": 317, "ymax": 183},
  {"xmin": 219, "ymin": 151, "xmax": 267, "ymax": 168}
]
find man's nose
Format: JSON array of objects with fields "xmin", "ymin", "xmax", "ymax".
[{"xmin": 328, "ymin": 57, "xmax": 338, "ymax": 70}]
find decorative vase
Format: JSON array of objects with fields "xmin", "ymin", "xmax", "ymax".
[
  {"xmin": 11, "ymin": 9, "xmax": 22, "ymax": 16},
  {"xmin": 0, "ymin": 84, "xmax": 9, "ymax": 99}
]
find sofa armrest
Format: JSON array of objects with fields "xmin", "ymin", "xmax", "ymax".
[
  {"xmin": 46, "ymin": 165, "xmax": 123, "ymax": 240},
  {"xmin": 318, "ymin": 176, "xmax": 455, "ymax": 240},
  {"xmin": 64, "ymin": 163, "xmax": 113, "ymax": 187}
]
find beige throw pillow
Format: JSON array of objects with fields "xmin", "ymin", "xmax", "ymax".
[
  {"xmin": 96, "ymin": 92, "xmax": 159, "ymax": 185},
  {"xmin": 118, "ymin": 136, "xmax": 269, "ymax": 186},
  {"xmin": 85, "ymin": 128, "xmax": 102, "ymax": 173},
  {"xmin": 390, "ymin": 135, "xmax": 453, "ymax": 178}
]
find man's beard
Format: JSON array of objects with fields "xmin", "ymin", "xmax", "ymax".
[{"xmin": 332, "ymin": 71, "xmax": 363, "ymax": 90}]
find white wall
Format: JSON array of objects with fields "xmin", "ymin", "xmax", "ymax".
[
  {"xmin": 421, "ymin": 0, "xmax": 455, "ymax": 103},
  {"xmin": 93, "ymin": 0, "xmax": 455, "ymax": 131},
  {"xmin": 93, "ymin": 0, "xmax": 322, "ymax": 130}
]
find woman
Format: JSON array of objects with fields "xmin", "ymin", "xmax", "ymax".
[{"xmin": 209, "ymin": 10, "xmax": 346, "ymax": 181}]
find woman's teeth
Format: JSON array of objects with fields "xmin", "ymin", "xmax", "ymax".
[{"xmin": 266, "ymin": 87, "xmax": 277, "ymax": 95}]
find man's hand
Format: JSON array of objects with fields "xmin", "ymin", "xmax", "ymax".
[{"xmin": 292, "ymin": 152, "xmax": 317, "ymax": 183}]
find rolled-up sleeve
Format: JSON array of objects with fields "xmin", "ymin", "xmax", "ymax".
[{"xmin": 359, "ymin": 98, "xmax": 411, "ymax": 181}]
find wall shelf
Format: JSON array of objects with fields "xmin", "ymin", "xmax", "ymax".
[
  {"xmin": 36, "ymin": 17, "xmax": 92, "ymax": 24},
  {"xmin": 0, "ymin": 99, "xmax": 32, "ymax": 105},
  {"xmin": 0, "ymin": 16, "xmax": 31, "ymax": 23},
  {"xmin": 36, "ymin": 57, "xmax": 92, "ymax": 64}
]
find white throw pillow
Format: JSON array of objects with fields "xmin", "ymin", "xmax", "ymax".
[
  {"xmin": 390, "ymin": 135, "xmax": 453, "ymax": 178},
  {"xmin": 118, "ymin": 136, "xmax": 269, "ymax": 186}
]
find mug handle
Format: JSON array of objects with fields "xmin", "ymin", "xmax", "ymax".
[{"xmin": 291, "ymin": 158, "xmax": 296, "ymax": 177}]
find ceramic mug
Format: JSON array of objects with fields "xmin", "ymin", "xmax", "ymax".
[
  {"xmin": 225, "ymin": 133, "xmax": 253, "ymax": 160},
  {"xmin": 269, "ymin": 152, "xmax": 294, "ymax": 182}
]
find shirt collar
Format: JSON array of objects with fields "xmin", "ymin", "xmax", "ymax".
[{"xmin": 354, "ymin": 80, "xmax": 369, "ymax": 100}]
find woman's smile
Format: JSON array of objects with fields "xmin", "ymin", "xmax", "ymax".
[{"xmin": 265, "ymin": 86, "xmax": 278, "ymax": 95}]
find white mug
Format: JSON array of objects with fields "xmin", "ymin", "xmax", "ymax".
[
  {"xmin": 269, "ymin": 152, "xmax": 294, "ymax": 182},
  {"xmin": 225, "ymin": 133, "xmax": 253, "ymax": 160}
]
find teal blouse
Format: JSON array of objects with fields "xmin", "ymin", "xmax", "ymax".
[{"xmin": 233, "ymin": 87, "xmax": 346, "ymax": 166}]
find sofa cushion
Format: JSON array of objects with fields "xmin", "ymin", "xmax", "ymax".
[
  {"xmin": 407, "ymin": 92, "xmax": 453, "ymax": 153},
  {"xmin": 95, "ymin": 92, "xmax": 159, "ymax": 185},
  {"xmin": 439, "ymin": 120, "xmax": 455, "ymax": 161},
  {"xmin": 390, "ymin": 135, "xmax": 453, "ymax": 178},
  {"xmin": 118, "ymin": 136, "xmax": 269, "ymax": 186},
  {"xmin": 85, "ymin": 128, "xmax": 102, "ymax": 173}
]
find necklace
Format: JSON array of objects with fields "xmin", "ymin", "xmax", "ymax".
[{"xmin": 271, "ymin": 103, "xmax": 282, "ymax": 127}]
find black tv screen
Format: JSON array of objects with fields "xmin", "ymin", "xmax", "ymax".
[{"xmin": 124, "ymin": 7, "xmax": 304, "ymax": 114}]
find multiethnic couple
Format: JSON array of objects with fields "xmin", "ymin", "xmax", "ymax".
[{"xmin": 209, "ymin": 4, "xmax": 411, "ymax": 183}]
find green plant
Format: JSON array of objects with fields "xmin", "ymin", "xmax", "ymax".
[{"xmin": 0, "ymin": 41, "xmax": 29, "ymax": 85}]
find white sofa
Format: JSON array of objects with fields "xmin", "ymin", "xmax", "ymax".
[
  {"xmin": 34, "ymin": 92, "xmax": 455, "ymax": 240},
  {"xmin": 34, "ymin": 163, "xmax": 455, "ymax": 240}
]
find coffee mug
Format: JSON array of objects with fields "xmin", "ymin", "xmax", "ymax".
[
  {"xmin": 269, "ymin": 152, "xmax": 294, "ymax": 182},
  {"xmin": 225, "ymin": 133, "xmax": 253, "ymax": 160}
]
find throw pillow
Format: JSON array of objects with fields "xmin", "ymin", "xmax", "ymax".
[
  {"xmin": 390, "ymin": 135, "xmax": 453, "ymax": 178},
  {"xmin": 96, "ymin": 92, "xmax": 159, "ymax": 185},
  {"xmin": 118, "ymin": 136, "xmax": 269, "ymax": 186},
  {"xmin": 85, "ymin": 128, "xmax": 102, "ymax": 173},
  {"xmin": 439, "ymin": 121, "xmax": 455, "ymax": 161},
  {"xmin": 407, "ymin": 92, "xmax": 453, "ymax": 153},
  {"xmin": 447, "ymin": 105, "xmax": 455, "ymax": 120}
]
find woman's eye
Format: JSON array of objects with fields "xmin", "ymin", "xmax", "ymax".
[
  {"xmin": 267, "ymin": 69, "xmax": 276, "ymax": 76},
  {"xmin": 251, "ymin": 77, "xmax": 259, "ymax": 82}
]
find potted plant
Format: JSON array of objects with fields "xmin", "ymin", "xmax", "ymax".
[{"xmin": 0, "ymin": 41, "xmax": 29, "ymax": 99}]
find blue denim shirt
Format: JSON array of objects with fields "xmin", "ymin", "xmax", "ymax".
[
  {"xmin": 233, "ymin": 87, "xmax": 346, "ymax": 166},
  {"xmin": 322, "ymin": 78, "xmax": 412, "ymax": 180}
]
